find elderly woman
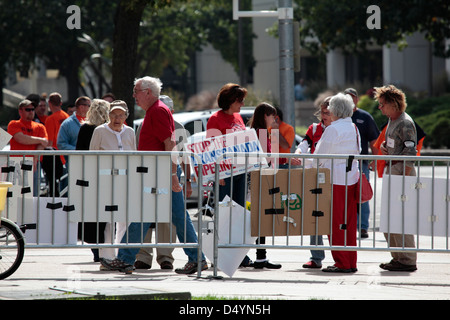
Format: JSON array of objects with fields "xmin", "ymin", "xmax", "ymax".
[
  {"xmin": 89, "ymin": 100, "xmax": 137, "ymax": 262},
  {"xmin": 314, "ymin": 93, "xmax": 360, "ymax": 273},
  {"xmin": 76, "ymin": 98, "xmax": 110, "ymax": 264}
]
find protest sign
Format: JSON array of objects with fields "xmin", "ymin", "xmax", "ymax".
[{"xmin": 185, "ymin": 129, "xmax": 267, "ymax": 181}]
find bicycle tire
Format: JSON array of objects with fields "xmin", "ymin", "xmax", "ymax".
[{"xmin": 0, "ymin": 219, "xmax": 25, "ymax": 280}]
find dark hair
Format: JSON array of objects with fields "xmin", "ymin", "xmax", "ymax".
[
  {"xmin": 250, "ymin": 102, "xmax": 277, "ymax": 130},
  {"xmin": 274, "ymin": 106, "xmax": 283, "ymax": 121},
  {"xmin": 217, "ymin": 83, "xmax": 247, "ymax": 111},
  {"xmin": 75, "ymin": 96, "xmax": 91, "ymax": 107}
]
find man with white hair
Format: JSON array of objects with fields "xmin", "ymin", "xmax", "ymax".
[{"xmin": 101, "ymin": 77, "xmax": 206, "ymax": 275}]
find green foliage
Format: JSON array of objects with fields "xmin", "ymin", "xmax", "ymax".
[
  {"xmin": 137, "ymin": 0, "xmax": 254, "ymax": 77},
  {"xmin": 294, "ymin": 0, "xmax": 450, "ymax": 58},
  {"xmin": 358, "ymin": 93, "xmax": 450, "ymax": 149}
]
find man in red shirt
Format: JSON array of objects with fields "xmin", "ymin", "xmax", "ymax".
[
  {"xmin": 7, "ymin": 99, "xmax": 48, "ymax": 196},
  {"xmin": 101, "ymin": 76, "xmax": 207, "ymax": 275}
]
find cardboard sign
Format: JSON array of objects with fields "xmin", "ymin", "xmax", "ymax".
[
  {"xmin": 250, "ymin": 168, "xmax": 332, "ymax": 237},
  {"xmin": 185, "ymin": 129, "xmax": 267, "ymax": 181}
]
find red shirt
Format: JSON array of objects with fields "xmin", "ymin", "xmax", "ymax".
[
  {"xmin": 7, "ymin": 119, "xmax": 48, "ymax": 150},
  {"xmin": 138, "ymin": 100, "xmax": 174, "ymax": 151},
  {"xmin": 206, "ymin": 110, "xmax": 245, "ymax": 138}
]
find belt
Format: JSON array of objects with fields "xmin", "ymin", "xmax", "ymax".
[{"xmin": 387, "ymin": 160, "xmax": 403, "ymax": 165}]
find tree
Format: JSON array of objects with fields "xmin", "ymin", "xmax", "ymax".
[
  {"xmin": 294, "ymin": 0, "xmax": 450, "ymax": 58},
  {"xmin": 0, "ymin": 0, "xmax": 117, "ymax": 104}
]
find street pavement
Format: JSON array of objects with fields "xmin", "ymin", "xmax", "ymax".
[
  {"xmin": 1, "ymin": 166, "xmax": 450, "ymax": 302},
  {"xmin": 1, "ymin": 231, "xmax": 450, "ymax": 301}
]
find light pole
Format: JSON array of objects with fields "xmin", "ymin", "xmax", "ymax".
[{"xmin": 233, "ymin": 0, "xmax": 295, "ymax": 129}]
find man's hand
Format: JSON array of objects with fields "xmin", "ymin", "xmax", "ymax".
[{"xmin": 172, "ymin": 175, "xmax": 182, "ymax": 192}]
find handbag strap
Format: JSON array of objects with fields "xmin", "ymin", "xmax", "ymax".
[{"xmin": 354, "ymin": 124, "xmax": 361, "ymax": 153}]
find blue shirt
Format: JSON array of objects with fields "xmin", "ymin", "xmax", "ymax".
[{"xmin": 57, "ymin": 113, "xmax": 81, "ymax": 150}]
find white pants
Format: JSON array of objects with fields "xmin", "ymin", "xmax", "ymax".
[{"xmin": 99, "ymin": 222, "xmax": 127, "ymax": 259}]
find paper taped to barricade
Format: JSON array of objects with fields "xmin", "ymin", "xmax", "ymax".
[
  {"xmin": 185, "ymin": 129, "xmax": 267, "ymax": 181},
  {"xmin": 202, "ymin": 196, "xmax": 256, "ymax": 277},
  {"xmin": 16, "ymin": 197, "xmax": 78, "ymax": 245},
  {"xmin": 380, "ymin": 175, "xmax": 450, "ymax": 237}
]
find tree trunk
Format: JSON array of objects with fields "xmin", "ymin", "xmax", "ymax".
[{"xmin": 112, "ymin": 0, "xmax": 148, "ymax": 124}]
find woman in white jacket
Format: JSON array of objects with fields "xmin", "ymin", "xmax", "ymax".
[
  {"xmin": 314, "ymin": 93, "xmax": 360, "ymax": 273},
  {"xmin": 89, "ymin": 100, "xmax": 136, "ymax": 261}
]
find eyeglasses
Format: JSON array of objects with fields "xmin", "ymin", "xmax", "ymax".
[
  {"xmin": 109, "ymin": 113, "xmax": 127, "ymax": 119},
  {"xmin": 133, "ymin": 88, "xmax": 147, "ymax": 94},
  {"xmin": 23, "ymin": 108, "xmax": 35, "ymax": 112}
]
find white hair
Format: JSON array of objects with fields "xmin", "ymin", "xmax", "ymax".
[
  {"xmin": 328, "ymin": 93, "xmax": 354, "ymax": 119},
  {"xmin": 134, "ymin": 76, "xmax": 162, "ymax": 97}
]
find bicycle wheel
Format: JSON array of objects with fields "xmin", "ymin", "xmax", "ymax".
[{"xmin": 0, "ymin": 219, "xmax": 25, "ymax": 280}]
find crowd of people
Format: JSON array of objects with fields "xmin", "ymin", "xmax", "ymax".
[{"xmin": 6, "ymin": 78, "xmax": 420, "ymax": 275}]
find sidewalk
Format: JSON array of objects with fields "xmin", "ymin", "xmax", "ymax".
[{"xmin": 1, "ymin": 231, "xmax": 450, "ymax": 301}]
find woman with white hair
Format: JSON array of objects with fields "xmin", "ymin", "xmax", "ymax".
[{"xmin": 314, "ymin": 92, "xmax": 361, "ymax": 273}]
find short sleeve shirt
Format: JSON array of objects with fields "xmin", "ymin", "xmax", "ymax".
[
  {"xmin": 206, "ymin": 110, "xmax": 245, "ymax": 138},
  {"xmin": 45, "ymin": 110, "xmax": 69, "ymax": 148},
  {"xmin": 7, "ymin": 119, "xmax": 48, "ymax": 150},
  {"xmin": 138, "ymin": 100, "xmax": 174, "ymax": 151},
  {"xmin": 351, "ymin": 108, "xmax": 379, "ymax": 155}
]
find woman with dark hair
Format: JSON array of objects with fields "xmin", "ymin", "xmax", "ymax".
[
  {"xmin": 206, "ymin": 83, "xmax": 253, "ymax": 267},
  {"xmin": 249, "ymin": 102, "xmax": 282, "ymax": 269},
  {"xmin": 207, "ymin": 83, "xmax": 248, "ymax": 207}
]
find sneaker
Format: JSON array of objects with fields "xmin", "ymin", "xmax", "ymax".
[
  {"xmin": 302, "ymin": 261, "xmax": 322, "ymax": 269},
  {"xmin": 100, "ymin": 258, "xmax": 134, "ymax": 274},
  {"xmin": 175, "ymin": 261, "xmax": 208, "ymax": 275}
]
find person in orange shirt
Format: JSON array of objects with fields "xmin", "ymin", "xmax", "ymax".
[
  {"xmin": 34, "ymin": 96, "xmax": 49, "ymax": 124},
  {"xmin": 7, "ymin": 99, "xmax": 48, "ymax": 196},
  {"xmin": 270, "ymin": 106, "xmax": 295, "ymax": 165},
  {"xmin": 45, "ymin": 92, "xmax": 69, "ymax": 149},
  {"xmin": 43, "ymin": 92, "xmax": 69, "ymax": 196}
]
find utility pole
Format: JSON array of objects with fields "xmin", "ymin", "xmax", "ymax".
[{"xmin": 233, "ymin": 0, "xmax": 295, "ymax": 129}]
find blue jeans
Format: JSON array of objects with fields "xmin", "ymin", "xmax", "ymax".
[
  {"xmin": 117, "ymin": 166, "xmax": 205, "ymax": 265},
  {"xmin": 357, "ymin": 162, "xmax": 370, "ymax": 230},
  {"xmin": 309, "ymin": 235, "xmax": 325, "ymax": 265},
  {"xmin": 219, "ymin": 174, "xmax": 246, "ymax": 207}
]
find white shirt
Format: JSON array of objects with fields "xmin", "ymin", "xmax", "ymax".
[
  {"xmin": 90, "ymin": 124, "xmax": 136, "ymax": 151},
  {"xmin": 313, "ymin": 117, "xmax": 360, "ymax": 185}
]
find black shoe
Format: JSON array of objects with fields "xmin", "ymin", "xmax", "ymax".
[
  {"xmin": 134, "ymin": 260, "xmax": 151, "ymax": 270},
  {"xmin": 239, "ymin": 255, "xmax": 254, "ymax": 268},
  {"xmin": 380, "ymin": 260, "xmax": 417, "ymax": 272},
  {"xmin": 254, "ymin": 260, "xmax": 282, "ymax": 269},
  {"xmin": 322, "ymin": 265, "xmax": 354, "ymax": 273},
  {"xmin": 360, "ymin": 229, "xmax": 369, "ymax": 238}
]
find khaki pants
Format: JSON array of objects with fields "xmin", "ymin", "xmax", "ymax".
[
  {"xmin": 383, "ymin": 233, "xmax": 417, "ymax": 266},
  {"xmin": 384, "ymin": 163, "xmax": 417, "ymax": 266},
  {"xmin": 135, "ymin": 223, "xmax": 177, "ymax": 267}
]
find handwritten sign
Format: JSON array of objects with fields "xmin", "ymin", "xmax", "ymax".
[{"xmin": 185, "ymin": 129, "xmax": 267, "ymax": 181}]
